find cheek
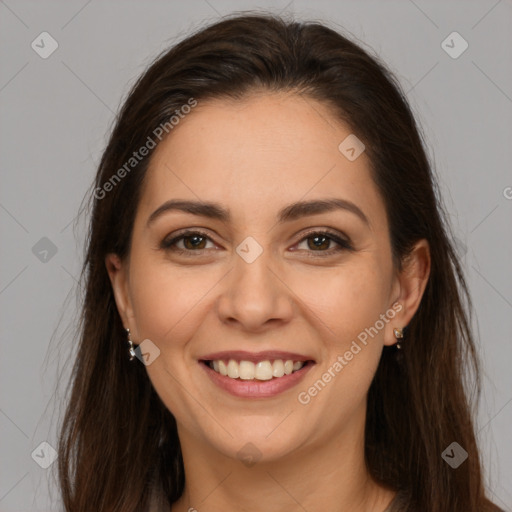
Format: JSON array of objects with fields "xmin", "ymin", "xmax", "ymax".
[
  {"xmin": 289, "ymin": 260, "xmax": 390, "ymax": 343},
  {"xmin": 128, "ymin": 253, "xmax": 221, "ymax": 349},
  {"xmin": 292, "ymin": 261, "xmax": 391, "ymax": 407},
  {"xmin": 127, "ymin": 255, "xmax": 221, "ymax": 417},
  {"xmin": 342, "ymin": 269, "xmax": 390, "ymax": 342}
]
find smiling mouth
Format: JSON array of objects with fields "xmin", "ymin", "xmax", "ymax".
[{"xmin": 200, "ymin": 358, "xmax": 315, "ymax": 381}]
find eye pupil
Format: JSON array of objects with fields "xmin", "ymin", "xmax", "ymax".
[
  {"xmin": 184, "ymin": 235, "xmax": 206, "ymax": 249},
  {"xmin": 164, "ymin": 230, "xmax": 349, "ymax": 256},
  {"xmin": 308, "ymin": 235, "xmax": 329, "ymax": 250}
]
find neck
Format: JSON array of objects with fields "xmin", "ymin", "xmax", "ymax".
[{"xmin": 170, "ymin": 408, "xmax": 396, "ymax": 512}]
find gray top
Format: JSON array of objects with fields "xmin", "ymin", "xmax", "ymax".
[
  {"xmin": 382, "ymin": 489, "xmax": 409, "ymax": 512},
  {"xmin": 159, "ymin": 488, "xmax": 507, "ymax": 511},
  {"xmin": 381, "ymin": 491, "xmax": 506, "ymax": 512}
]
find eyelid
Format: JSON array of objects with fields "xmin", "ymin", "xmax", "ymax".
[
  {"xmin": 160, "ymin": 228, "xmax": 217, "ymax": 251},
  {"xmin": 292, "ymin": 228, "xmax": 354, "ymax": 253},
  {"xmin": 160, "ymin": 227, "xmax": 353, "ymax": 255}
]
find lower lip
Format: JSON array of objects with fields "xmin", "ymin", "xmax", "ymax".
[{"xmin": 200, "ymin": 361, "xmax": 315, "ymax": 398}]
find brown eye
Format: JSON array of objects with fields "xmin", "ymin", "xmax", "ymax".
[
  {"xmin": 161, "ymin": 230, "xmax": 215, "ymax": 252},
  {"xmin": 294, "ymin": 230, "xmax": 353, "ymax": 256},
  {"xmin": 160, "ymin": 229, "xmax": 353, "ymax": 257},
  {"xmin": 181, "ymin": 234, "xmax": 208, "ymax": 250},
  {"xmin": 306, "ymin": 234, "xmax": 331, "ymax": 250}
]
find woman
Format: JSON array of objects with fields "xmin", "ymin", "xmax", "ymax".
[{"xmin": 56, "ymin": 12, "xmax": 504, "ymax": 512}]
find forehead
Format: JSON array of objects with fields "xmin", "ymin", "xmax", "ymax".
[{"xmin": 137, "ymin": 92, "xmax": 385, "ymax": 227}]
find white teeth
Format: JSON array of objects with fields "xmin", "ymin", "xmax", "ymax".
[
  {"xmin": 254, "ymin": 361, "xmax": 273, "ymax": 380},
  {"xmin": 239, "ymin": 361, "xmax": 255, "ymax": 380},
  {"xmin": 272, "ymin": 359, "xmax": 285, "ymax": 377},
  {"xmin": 293, "ymin": 361, "xmax": 302, "ymax": 371},
  {"xmin": 209, "ymin": 358, "xmax": 306, "ymax": 380},
  {"xmin": 218, "ymin": 360, "xmax": 228, "ymax": 376},
  {"xmin": 227, "ymin": 359, "xmax": 239, "ymax": 378}
]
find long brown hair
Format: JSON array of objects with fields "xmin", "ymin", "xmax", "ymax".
[{"xmin": 56, "ymin": 12, "xmax": 501, "ymax": 511}]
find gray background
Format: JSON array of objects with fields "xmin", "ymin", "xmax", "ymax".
[{"xmin": 0, "ymin": 1, "xmax": 511, "ymax": 510}]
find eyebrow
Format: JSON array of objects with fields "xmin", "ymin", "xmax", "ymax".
[{"xmin": 146, "ymin": 197, "xmax": 370, "ymax": 228}]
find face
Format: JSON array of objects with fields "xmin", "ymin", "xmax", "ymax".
[{"xmin": 107, "ymin": 91, "xmax": 427, "ymax": 463}]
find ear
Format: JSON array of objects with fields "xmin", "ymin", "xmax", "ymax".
[
  {"xmin": 384, "ymin": 239, "xmax": 431, "ymax": 346},
  {"xmin": 105, "ymin": 253, "xmax": 136, "ymax": 331}
]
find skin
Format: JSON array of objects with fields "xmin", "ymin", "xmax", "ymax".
[{"xmin": 106, "ymin": 91, "xmax": 430, "ymax": 512}]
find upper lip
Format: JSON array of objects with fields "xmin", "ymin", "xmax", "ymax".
[{"xmin": 199, "ymin": 350, "xmax": 315, "ymax": 363}]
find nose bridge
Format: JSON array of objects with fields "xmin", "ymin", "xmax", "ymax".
[
  {"xmin": 217, "ymin": 235, "xmax": 292, "ymax": 329},
  {"xmin": 234, "ymin": 235, "xmax": 273, "ymax": 289}
]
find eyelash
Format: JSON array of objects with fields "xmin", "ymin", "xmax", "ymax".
[{"xmin": 160, "ymin": 229, "xmax": 354, "ymax": 257}]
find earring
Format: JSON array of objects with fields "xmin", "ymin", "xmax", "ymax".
[
  {"xmin": 393, "ymin": 327, "xmax": 404, "ymax": 349},
  {"xmin": 126, "ymin": 328, "xmax": 136, "ymax": 360}
]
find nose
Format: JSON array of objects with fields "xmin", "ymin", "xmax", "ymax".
[{"xmin": 216, "ymin": 242, "xmax": 294, "ymax": 332}]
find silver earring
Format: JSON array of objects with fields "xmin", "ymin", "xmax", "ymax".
[
  {"xmin": 126, "ymin": 328, "xmax": 136, "ymax": 360},
  {"xmin": 393, "ymin": 327, "xmax": 404, "ymax": 349}
]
